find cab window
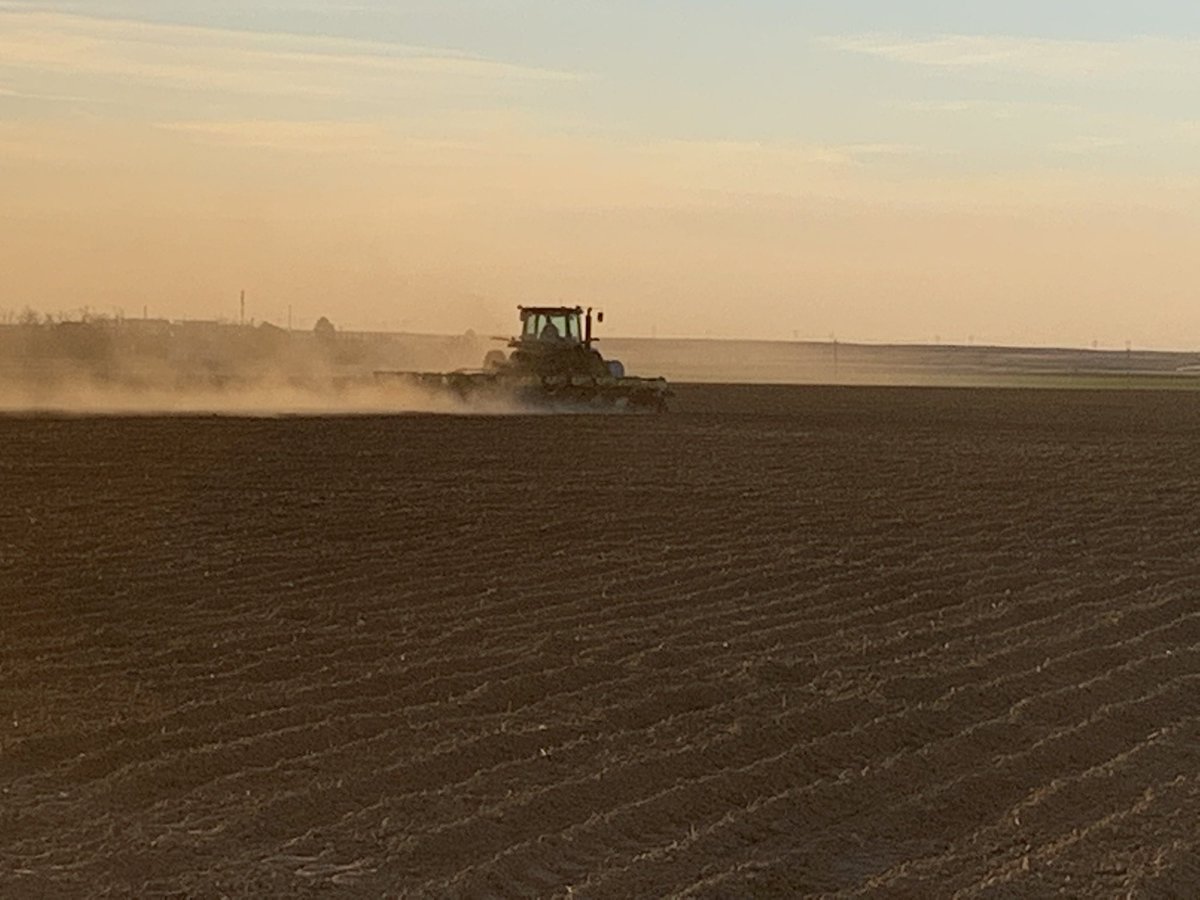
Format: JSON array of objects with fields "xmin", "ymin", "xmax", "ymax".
[{"xmin": 524, "ymin": 311, "xmax": 580, "ymax": 342}]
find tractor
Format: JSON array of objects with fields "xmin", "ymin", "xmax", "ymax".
[{"xmin": 378, "ymin": 305, "xmax": 670, "ymax": 410}]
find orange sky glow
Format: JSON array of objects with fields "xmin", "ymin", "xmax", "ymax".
[{"xmin": 2, "ymin": 5, "xmax": 1199, "ymax": 348}]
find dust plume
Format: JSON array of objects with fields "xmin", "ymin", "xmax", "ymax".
[
  {"xmin": 0, "ymin": 377, "xmax": 528, "ymax": 417},
  {"xmin": 0, "ymin": 316, "xmax": 528, "ymax": 416}
]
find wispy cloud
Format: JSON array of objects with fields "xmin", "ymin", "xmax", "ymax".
[
  {"xmin": 1048, "ymin": 134, "xmax": 1130, "ymax": 155},
  {"xmin": 844, "ymin": 142, "xmax": 947, "ymax": 159},
  {"xmin": 898, "ymin": 99, "xmax": 1077, "ymax": 119},
  {"xmin": 826, "ymin": 33, "xmax": 1200, "ymax": 81},
  {"xmin": 155, "ymin": 119, "xmax": 393, "ymax": 154},
  {"xmin": 0, "ymin": 80, "xmax": 113, "ymax": 104},
  {"xmin": 0, "ymin": 9, "xmax": 582, "ymax": 106},
  {"xmin": 1048, "ymin": 119, "xmax": 1200, "ymax": 157}
]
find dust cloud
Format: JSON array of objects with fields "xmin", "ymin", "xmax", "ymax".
[
  {"xmin": 0, "ymin": 377, "xmax": 527, "ymax": 417},
  {"xmin": 0, "ymin": 317, "xmax": 527, "ymax": 416}
]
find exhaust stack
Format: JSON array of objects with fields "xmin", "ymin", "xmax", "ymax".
[{"xmin": 585, "ymin": 308, "xmax": 603, "ymax": 347}]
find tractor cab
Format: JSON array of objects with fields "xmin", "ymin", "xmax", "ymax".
[
  {"xmin": 502, "ymin": 305, "xmax": 610, "ymax": 378},
  {"xmin": 517, "ymin": 306, "xmax": 585, "ymax": 346}
]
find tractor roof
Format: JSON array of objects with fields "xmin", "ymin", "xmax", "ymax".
[{"xmin": 518, "ymin": 305, "xmax": 583, "ymax": 316}]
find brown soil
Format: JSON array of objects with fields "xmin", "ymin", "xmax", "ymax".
[{"xmin": 1, "ymin": 384, "xmax": 1197, "ymax": 898}]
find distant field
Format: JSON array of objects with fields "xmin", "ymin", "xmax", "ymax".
[
  {"xmin": 604, "ymin": 338, "xmax": 1200, "ymax": 389},
  {"xmin": 2, "ymin": 385, "xmax": 1198, "ymax": 897}
]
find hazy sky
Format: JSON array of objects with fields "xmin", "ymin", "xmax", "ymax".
[{"xmin": 3, "ymin": 1, "xmax": 1199, "ymax": 346}]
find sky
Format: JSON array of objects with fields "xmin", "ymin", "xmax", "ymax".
[{"xmin": 2, "ymin": 1, "xmax": 1199, "ymax": 347}]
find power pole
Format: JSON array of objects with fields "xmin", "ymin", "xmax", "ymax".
[{"xmin": 240, "ymin": 290, "xmax": 245, "ymax": 327}]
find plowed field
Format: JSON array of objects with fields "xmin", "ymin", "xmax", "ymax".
[{"xmin": 2, "ymin": 385, "xmax": 1197, "ymax": 898}]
